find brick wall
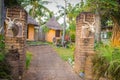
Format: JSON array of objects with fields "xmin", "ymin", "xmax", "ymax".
[
  {"xmin": 4, "ymin": 6, "xmax": 27, "ymax": 80},
  {"xmin": 74, "ymin": 12, "xmax": 95, "ymax": 79}
]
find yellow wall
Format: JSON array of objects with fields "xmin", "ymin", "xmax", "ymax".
[
  {"xmin": 27, "ymin": 24, "xmax": 35, "ymax": 41},
  {"xmin": 46, "ymin": 29, "xmax": 55, "ymax": 42},
  {"xmin": 45, "ymin": 29, "xmax": 62, "ymax": 42}
]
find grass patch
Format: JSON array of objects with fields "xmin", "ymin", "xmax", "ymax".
[
  {"xmin": 52, "ymin": 46, "xmax": 74, "ymax": 61},
  {"xmin": 26, "ymin": 51, "xmax": 33, "ymax": 70},
  {"xmin": 27, "ymin": 41, "xmax": 51, "ymax": 46}
]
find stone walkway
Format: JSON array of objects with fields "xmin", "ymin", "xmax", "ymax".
[{"xmin": 23, "ymin": 45, "xmax": 82, "ymax": 80}]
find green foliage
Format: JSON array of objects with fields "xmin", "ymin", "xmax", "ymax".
[
  {"xmin": 57, "ymin": 2, "xmax": 83, "ymax": 37},
  {"xmin": 92, "ymin": 43, "xmax": 120, "ymax": 80},
  {"xmin": 0, "ymin": 35, "xmax": 12, "ymax": 79},
  {"xmin": 69, "ymin": 23, "xmax": 76, "ymax": 31},
  {"xmin": 26, "ymin": 51, "xmax": 32, "ymax": 70},
  {"xmin": 84, "ymin": 0, "xmax": 118, "ymax": 12},
  {"xmin": 70, "ymin": 33, "xmax": 75, "ymax": 42},
  {"xmin": 41, "ymin": 25, "xmax": 50, "ymax": 33},
  {"xmin": 84, "ymin": 0, "xmax": 120, "ymax": 25},
  {"xmin": 19, "ymin": 0, "xmax": 52, "ymax": 25},
  {"xmin": 0, "ymin": 35, "xmax": 5, "ymax": 50},
  {"xmin": 4, "ymin": 0, "xmax": 20, "ymax": 7},
  {"xmin": 0, "ymin": 59, "xmax": 12, "ymax": 80},
  {"xmin": 0, "ymin": 52, "xmax": 5, "ymax": 62},
  {"xmin": 0, "ymin": 35, "xmax": 5, "ymax": 62}
]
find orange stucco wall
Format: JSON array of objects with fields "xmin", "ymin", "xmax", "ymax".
[
  {"xmin": 46, "ymin": 29, "xmax": 55, "ymax": 42},
  {"xmin": 27, "ymin": 24, "xmax": 35, "ymax": 41},
  {"xmin": 45, "ymin": 29, "xmax": 62, "ymax": 42}
]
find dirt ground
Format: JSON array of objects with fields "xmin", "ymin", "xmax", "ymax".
[{"xmin": 23, "ymin": 45, "xmax": 82, "ymax": 80}]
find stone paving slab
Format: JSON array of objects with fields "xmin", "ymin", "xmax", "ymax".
[{"xmin": 23, "ymin": 45, "xmax": 82, "ymax": 80}]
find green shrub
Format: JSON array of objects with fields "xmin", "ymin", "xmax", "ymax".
[
  {"xmin": 0, "ymin": 35, "xmax": 12, "ymax": 79},
  {"xmin": 70, "ymin": 34, "xmax": 75, "ymax": 42},
  {"xmin": 92, "ymin": 44, "xmax": 120, "ymax": 80},
  {"xmin": 0, "ymin": 59, "xmax": 12, "ymax": 80},
  {"xmin": 0, "ymin": 52, "xmax": 5, "ymax": 61},
  {"xmin": 0, "ymin": 35, "xmax": 5, "ymax": 50},
  {"xmin": 26, "ymin": 51, "xmax": 32, "ymax": 69}
]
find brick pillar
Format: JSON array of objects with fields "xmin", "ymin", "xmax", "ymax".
[
  {"xmin": 74, "ymin": 12, "xmax": 95, "ymax": 79},
  {"xmin": 5, "ymin": 6, "xmax": 27, "ymax": 80}
]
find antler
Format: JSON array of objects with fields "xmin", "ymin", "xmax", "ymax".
[
  {"xmin": 92, "ymin": 15, "xmax": 95, "ymax": 25},
  {"xmin": 6, "ymin": 8, "xmax": 11, "ymax": 22},
  {"xmin": 83, "ymin": 14, "xmax": 91, "ymax": 26},
  {"xmin": 13, "ymin": 18, "xmax": 19, "ymax": 22},
  {"xmin": 12, "ymin": 10, "xmax": 22, "ymax": 22},
  {"xmin": 83, "ymin": 14, "xmax": 95, "ymax": 26},
  {"xmin": 83, "ymin": 14, "xmax": 95, "ymax": 33}
]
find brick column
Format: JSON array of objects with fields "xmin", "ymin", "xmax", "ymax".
[
  {"xmin": 74, "ymin": 12, "xmax": 95, "ymax": 79},
  {"xmin": 5, "ymin": 6, "xmax": 27, "ymax": 80}
]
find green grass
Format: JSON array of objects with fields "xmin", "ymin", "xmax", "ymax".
[
  {"xmin": 26, "ymin": 51, "xmax": 33, "ymax": 70},
  {"xmin": 52, "ymin": 46, "xmax": 74, "ymax": 61},
  {"xmin": 27, "ymin": 41, "xmax": 52, "ymax": 45}
]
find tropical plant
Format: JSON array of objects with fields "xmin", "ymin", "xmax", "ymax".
[
  {"xmin": 84, "ymin": 0, "xmax": 120, "ymax": 46},
  {"xmin": 58, "ymin": 2, "xmax": 82, "ymax": 30},
  {"xmin": 0, "ymin": 35, "xmax": 12, "ymax": 79},
  {"xmin": 57, "ymin": 2, "xmax": 83, "ymax": 43},
  {"xmin": 41, "ymin": 25, "xmax": 49, "ymax": 33},
  {"xmin": 19, "ymin": 0, "xmax": 53, "ymax": 25},
  {"xmin": 92, "ymin": 43, "xmax": 120, "ymax": 80},
  {"xmin": 0, "ymin": 35, "xmax": 5, "ymax": 50},
  {"xmin": 26, "ymin": 51, "xmax": 32, "ymax": 69}
]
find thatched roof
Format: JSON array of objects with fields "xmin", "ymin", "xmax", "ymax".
[
  {"xmin": 27, "ymin": 15, "xmax": 39, "ymax": 26},
  {"xmin": 46, "ymin": 17, "xmax": 62, "ymax": 30}
]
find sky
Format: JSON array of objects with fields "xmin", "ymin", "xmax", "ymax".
[
  {"xmin": 45, "ymin": 0, "xmax": 81, "ymax": 14},
  {"xmin": 44, "ymin": 0, "xmax": 81, "ymax": 24}
]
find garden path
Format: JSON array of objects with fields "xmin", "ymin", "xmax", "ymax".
[{"xmin": 23, "ymin": 45, "xmax": 82, "ymax": 80}]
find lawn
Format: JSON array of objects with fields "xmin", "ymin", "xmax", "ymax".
[
  {"xmin": 27, "ymin": 41, "xmax": 51, "ymax": 45},
  {"xmin": 52, "ymin": 46, "xmax": 74, "ymax": 61}
]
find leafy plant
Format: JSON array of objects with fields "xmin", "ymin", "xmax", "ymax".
[
  {"xmin": 26, "ymin": 51, "xmax": 32, "ymax": 70},
  {"xmin": 92, "ymin": 43, "xmax": 120, "ymax": 80},
  {"xmin": 0, "ymin": 52, "xmax": 5, "ymax": 61},
  {"xmin": 0, "ymin": 35, "xmax": 5, "ymax": 50},
  {"xmin": 0, "ymin": 59, "xmax": 12, "ymax": 80},
  {"xmin": 41, "ymin": 25, "xmax": 50, "ymax": 33},
  {"xmin": 0, "ymin": 35, "xmax": 12, "ymax": 79},
  {"xmin": 70, "ymin": 33, "xmax": 75, "ymax": 42}
]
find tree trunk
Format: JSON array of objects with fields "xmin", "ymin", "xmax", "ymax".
[
  {"xmin": 95, "ymin": 10, "xmax": 101, "ymax": 43},
  {"xmin": 0, "ymin": 0, "xmax": 2, "ymax": 27},
  {"xmin": 111, "ymin": 17, "xmax": 120, "ymax": 47},
  {"xmin": 0, "ymin": 0, "xmax": 4, "ymax": 34},
  {"xmin": 61, "ymin": 0, "xmax": 67, "ymax": 47}
]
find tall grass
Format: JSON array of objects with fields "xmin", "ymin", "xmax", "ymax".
[
  {"xmin": 92, "ymin": 43, "xmax": 120, "ymax": 80},
  {"xmin": 26, "ymin": 51, "xmax": 32, "ymax": 70}
]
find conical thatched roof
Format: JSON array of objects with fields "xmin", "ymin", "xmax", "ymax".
[
  {"xmin": 46, "ymin": 17, "xmax": 62, "ymax": 30},
  {"xmin": 27, "ymin": 15, "xmax": 39, "ymax": 26}
]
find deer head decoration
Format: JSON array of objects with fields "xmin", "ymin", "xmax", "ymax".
[
  {"xmin": 83, "ymin": 14, "xmax": 95, "ymax": 33},
  {"xmin": 81, "ymin": 14, "xmax": 95, "ymax": 38},
  {"xmin": 5, "ymin": 9, "xmax": 22, "ymax": 37},
  {"xmin": 6, "ymin": 17, "xmax": 18, "ymax": 30}
]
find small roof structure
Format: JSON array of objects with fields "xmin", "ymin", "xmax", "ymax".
[
  {"xmin": 46, "ymin": 17, "xmax": 62, "ymax": 30},
  {"xmin": 27, "ymin": 15, "xmax": 39, "ymax": 26}
]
